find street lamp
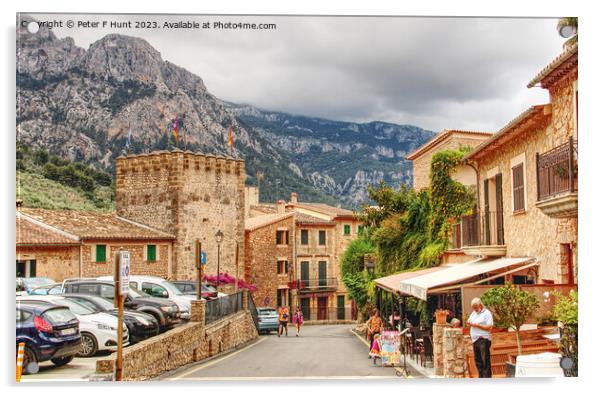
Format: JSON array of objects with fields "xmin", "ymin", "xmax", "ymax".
[{"xmin": 215, "ymin": 230, "xmax": 224, "ymax": 291}]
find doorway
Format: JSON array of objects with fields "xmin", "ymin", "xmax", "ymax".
[
  {"xmin": 16, "ymin": 260, "xmax": 36, "ymax": 277},
  {"xmin": 317, "ymin": 297, "xmax": 328, "ymax": 320}
]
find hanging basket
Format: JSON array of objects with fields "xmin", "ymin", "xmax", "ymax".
[{"xmin": 434, "ymin": 309, "xmax": 449, "ymax": 325}]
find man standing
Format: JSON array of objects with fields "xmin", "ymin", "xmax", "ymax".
[
  {"xmin": 278, "ymin": 305, "xmax": 290, "ymax": 337},
  {"xmin": 467, "ymin": 297, "xmax": 494, "ymax": 378}
]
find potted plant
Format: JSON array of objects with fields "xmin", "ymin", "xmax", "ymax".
[{"xmin": 434, "ymin": 309, "xmax": 449, "ymax": 325}]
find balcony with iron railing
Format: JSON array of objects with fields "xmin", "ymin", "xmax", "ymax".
[
  {"xmin": 535, "ymin": 137, "xmax": 578, "ymax": 218},
  {"xmin": 454, "ymin": 211, "xmax": 507, "ymax": 257},
  {"xmin": 296, "ymin": 277, "xmax": 338, "ymax": 293}
]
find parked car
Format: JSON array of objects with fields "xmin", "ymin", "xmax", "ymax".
[
  {"xmin": 16, "ymin": 302, "xmax": 82, "ymax": 372},
  {"xmin": 99, "ymin": 275, "xmax": 195, "ymax": 320},
  {"xmin": 171, "ymin": 281, "xmax": 221, "ymax": 299},
  {"xmin": 29, "ymin": 283, "xmax": 63, "ymax": 296},
  {"xmin": 16, "ymin": 277, "xmax": 56, "ymax": 294},
  {"xmin": 62, "ymin": 280, "xmax": 181, "ymax": 331},
  {"xmin": 256, "ymin": 307, "xmax": 280, "ymax": 334},
  {"xmin": 61, "ymin": 294, "xmax": 160, "ymax": 344},
  {"xmin": 17, "ymin": 295, "xmax": 129, "ymax": 357}
]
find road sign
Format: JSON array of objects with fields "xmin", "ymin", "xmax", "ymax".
[
  {"xmin": 119, "ymin": 250, "xmax": 130, "ymax": 295},
  {"xmin": 200, "ymin": 251, "xmax": 207, "ymax": 265}
]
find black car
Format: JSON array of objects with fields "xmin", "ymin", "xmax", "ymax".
[
  {"xmin": 61, "ymin": 294, "xmax": 160, "ymax": 344},
  {"xmin": 16, "ymin": 302, "xmax": 81, "ymax": 371},
  {"xmin": 171, "ymin": 281, "xmax": 218, "ymax": 299},
  {"xmin": 62, "ymin": 280, "xmax": 181, "ymax": 331}
]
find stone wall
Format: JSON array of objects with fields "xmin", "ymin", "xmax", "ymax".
[
  {"xmin": 411, "ymin": 134, "xmax": 490, "ymax": 191},
  {"xmin": 244, "ymin": 215, "xmax": 295, "ymax": 309},
  {"xmin": 475, "ymin": 108, "xmax": 577, "ymax": 283},
  {"xmin": 432, "ymin": 323, "xmax": 448, "ymax": 375},
  {"xmin": 115, "ymin": 151, "xmax": 246, "ymax": 280},
  {"xmin": 80, "ymin": 241, "xmax": 172, "ymax": 279},
  {"xmin": 96, "ymin": 298, "xmax": 257, "ymax": 380},
  {"xmin": 16, "ymin": 246, "xmax": 80, "ymax": 280},
  {"xmin": 443, "ymin": 328, "xmax": 468, "ymax": 378}
]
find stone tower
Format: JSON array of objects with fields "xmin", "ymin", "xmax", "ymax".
[{"xmin": 115, "ymin": 150, "xmax": 246, "ymax": 280}]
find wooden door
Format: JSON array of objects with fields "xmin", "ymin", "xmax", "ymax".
[{"xmin": 317, "ymin": 297, "xmax": 328, "ymax": 320}]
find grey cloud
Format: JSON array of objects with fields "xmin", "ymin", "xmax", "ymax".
[{"xmin": 33, "ymin": 14, "xmax": 564, "ymax": 131}]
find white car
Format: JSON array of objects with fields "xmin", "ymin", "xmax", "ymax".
[
  {"xmin": 17, "ymin": 295, "xmax": 129, "ymax": 357},
  {"xmin": 98, "ymin": 275, "xmax": 194, "ymax": 319}
]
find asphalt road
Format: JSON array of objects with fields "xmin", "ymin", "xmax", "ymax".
[
  {"xmin": 164, "ymin": 324, "xmax": 421, "ymax": 380},
  {"xmin": 20, "ymin": 351, "xmax": 109, "ymax": 382}
]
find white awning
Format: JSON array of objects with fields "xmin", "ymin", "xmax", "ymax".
[{"xmin": 399, "ymin": 257, "xmax": 537, "ymax": 300}]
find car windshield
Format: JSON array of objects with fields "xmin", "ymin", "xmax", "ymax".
[
  {"xmin": 160, "ymin": 281, "xmax": 183, "ymax": 296},
  {"xmin": 259, "ymin": 309, "xmax": 277, "ymax": 316},
  {"xmin": 23, "ymin": 278, "xmax": 55, "ymax": 287},
  {"xmin": 89, "ymin": 296, "xmax": 116, "ymax": 310},
  {"xmin": 54, "ymin": 298, "xmax": 95, "ymax": 315},
  {"xmin": 128, "ymin": 287, "xmax": 148, "ymax": 298}
]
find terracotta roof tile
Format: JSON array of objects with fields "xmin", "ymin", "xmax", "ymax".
[
  {"xmin": 292, "ymin": 202, "xmax": 356, "ymax": 218},
  {"xmin": 20, "ymin": 208, "xmax": 175, "ymax": 240},
  {"xmin": 245, "ymin": 212, "xmax": 294, "ymax": 231},
  {"xmin": 406, "ymin": 129, "xmax": 492, "ymax": 160},
  {"xmin": 528, "ymin": 44, "xmax": 578, "ymax": 88},
  {"xmin": 17, "ymin": 215, "xmax": 80, "ymax": 245},
  {"xmin": 294, "ymin": 212, "xmax": 336, "ymax": 226}
]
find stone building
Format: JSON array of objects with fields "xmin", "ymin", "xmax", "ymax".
[
  {"xmin": 461, "ymin": 44, "xmax": 578, "ymax": 284},
  {"xmin": 244, "ymin": 207, "xmax": 295, "ymax": 309},
  {"xmin": 406, "ymin": 129, "xmax": 492, "ymax": 191},
  {"xmin": 17, "ymin": 206, "xmax": 175, "ymax": 280},
  {"xmin": 245, "ymin": 191, "xmax": 361, "ymax": 321},
  {"xmin": 115, "ymin": 150, "xmax": 246, "ymax": 280}
]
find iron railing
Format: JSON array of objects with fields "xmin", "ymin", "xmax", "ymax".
[
  {"xmin": 248, "ymin": 293, "xmax": 260, "ymax": 331},
  {"xmin": 461, "ymin": 210, "xmax": 504, "ymax": 247},
  {"xmin": 536, "ymin": 138, "xmax": 578, "ymax": 201},
  {"xmin": 205, "ymin": 291, "xmax": 244, "ymax": 325},
  {"xmin": 297, "ymin": 277, "xmax": 338, "ymax": 292}
]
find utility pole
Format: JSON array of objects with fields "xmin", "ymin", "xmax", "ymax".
[
  {"xmin": 195, "ymin": 240, "xmax": 203, "ymax": 300},
  {"xmin": 113, "ymin": 249, "xmax": 129, "ymax": 381}
]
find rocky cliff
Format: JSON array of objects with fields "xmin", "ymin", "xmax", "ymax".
[{"xmin": 16, "ymin": 16, "xmax": 434, "ymax": 207}]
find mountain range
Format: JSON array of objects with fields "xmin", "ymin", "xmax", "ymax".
[{"xmin": 16, "ymin": 16, "xmax": 435, "ymax": 208}]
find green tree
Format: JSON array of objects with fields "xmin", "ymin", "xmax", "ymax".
[
  {"xmin": 34, "ymin": 149, "xmax": 49, "ymax": 166},
  {"xmin": 553, "ymin": 290, "xmax": 577, "ymax": 376},
  {"xmin": 481, "ymin": 285, "xmax": 539, "ymax": 354},
  {"xmin": 340, "ymin": 236, "xmax": 375, "ymax": 310}
]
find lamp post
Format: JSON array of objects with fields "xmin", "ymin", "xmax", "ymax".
[{"xmin": 215, "ymin": 230, "xmax": 224, "ymax": 292}]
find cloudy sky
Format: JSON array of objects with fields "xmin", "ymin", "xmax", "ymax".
[{"xmin": 32, "ymin": 14, "xmax": 565, "ymax": 133}]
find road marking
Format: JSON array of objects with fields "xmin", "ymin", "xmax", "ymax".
[
  {"xmin": 349, "ymin": 328, "xmax": 414, "ymax": 379},
  {"xmin": 166, "ymin": 337, "xmax": 267, "ymax": 380}
]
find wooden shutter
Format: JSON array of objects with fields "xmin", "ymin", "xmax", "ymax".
[
  {"xmin": 495, "ymin": 173, "xmax": 505, "ymax": 245},
  {"xmin": 96, "ymin": 245, "xmax": 107, "ymax": 263},
  {"xmin": 300, "ymin": 261, "xmax": 309, "ymax": 282},
  {"xmin": 318, "ymin": 261, "xmax": 327, "ymax": 286},
  {"xmin": 301, "ymin": 230, "xmax": 308, "ymax": 245},
  {"xmin": 512, "ymin": 163, "xmax": 525, "ymax": 212},
  {"xmin": 319, "ymin": 230, "xmax": 326, "ymax": 245},
  {"xmin": 147, "ymin": 245, "xmax": 157, "ymax": 262}
]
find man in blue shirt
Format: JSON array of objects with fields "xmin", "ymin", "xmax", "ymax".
[{"xmin": 467, "ymin": 297, "xmax": 494, "ymax": 378}]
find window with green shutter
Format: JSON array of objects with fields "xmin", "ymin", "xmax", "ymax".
[
  {"xmin": 96, "ymin": 245, "xmax": 107, "ymax": 263},
  {"xmin": 147, "ymin": 245, "xmax": 157, "ymax": 262},
  {"xmin": 358, "ymin": 225, "xmax": 364, "ymax": 235},
  {"xmin": 344, "ymin": 224, "xmax": 351, "ymax": 235}
]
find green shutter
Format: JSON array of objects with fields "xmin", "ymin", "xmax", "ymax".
[
  {"xmin": 344, "ymin": 225, "xmax": 351, "ymax": 235},
  {"xmin": 96, "ymin": 245, "xmax": 106, "ymax": 263},
  {"xmin": 147, "ymin": 245, "xmax": 156, "ymax": 262},
  {"xmin": 358, "ymin": 225, "xmax": 364, "ymax": 235}
]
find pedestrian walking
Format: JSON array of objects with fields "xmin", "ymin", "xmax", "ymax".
[
  {"xmin": 278, "ymin": 305, "xmax": 290, "ymax": 337},
  {"xmin": 466, "ymin": 297, "xmax": 494, "ymax": 378},
  {"xmin": 366, "ymin": 309, "xmax": 384, "ymax": 347},
  {"xmin": 292, "ymin": 306, "xmax": 304, "ymax": 337}
]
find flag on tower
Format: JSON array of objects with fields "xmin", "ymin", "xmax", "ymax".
[{"xmin": 227, "ymin": 125, "xmax": 234, "ymax": 150}]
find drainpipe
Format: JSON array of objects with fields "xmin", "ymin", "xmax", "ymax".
[{"xmin": 79, "ymin": 244, "xmax": 83, "ymax": 277}]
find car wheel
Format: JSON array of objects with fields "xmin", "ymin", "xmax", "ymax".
[
  {"xmin": 19, "ymin": 346, "xmax": 36, "ymax": 374},
  {"xmin": 51, "ymin": 355, "xmax": 74, "ymax": 366},
  {"xmin": 78, "ymin": 332, "xmax": 98, "ymax": 357}
]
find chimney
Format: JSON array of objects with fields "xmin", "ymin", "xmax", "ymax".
[
  {"xmin": 290, "ymin": 192, "xmax": 298, "ymax": 204},
  {"xmin": 277, "ymin": 199, "xmax": 286, "ymax": 214}
]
